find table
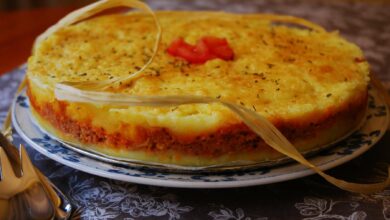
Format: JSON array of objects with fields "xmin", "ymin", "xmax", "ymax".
[{"xmin": 1, "ymin": 0, "xmax": 390, "ymax": 219}]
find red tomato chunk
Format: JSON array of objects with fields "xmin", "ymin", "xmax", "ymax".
[{"xmin": 167, "ymin": 36, "xmax": 234, "ymax": 64}]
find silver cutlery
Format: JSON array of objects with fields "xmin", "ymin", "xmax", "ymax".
[{"xmin": 0, "ymin": 132, "xmax": 72, "ymax": 219}]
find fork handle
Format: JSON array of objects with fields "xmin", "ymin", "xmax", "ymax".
[
  {"xmin": 17, "ymin": 182, "xmax": 55, "ymax": 220},
  {"xmin": 0, "ymin": 134, "xmax": 21, "ymax": 176},
  {"xmin": 36, "ymin": 170, "xmax": 61, "ymax": 208},
  {"xmin": 0, "ymin": 199, "xmax": 10, "ymax": 219}
]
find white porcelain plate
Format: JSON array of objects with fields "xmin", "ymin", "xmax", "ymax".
[{"xmin": 12, "ymin": 86, "xmax": 389, "ymax": 188}]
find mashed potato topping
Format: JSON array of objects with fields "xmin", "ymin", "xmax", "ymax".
[{"xmin": 27, "ymin": 11, "xmax": 369, "ymax": 135}]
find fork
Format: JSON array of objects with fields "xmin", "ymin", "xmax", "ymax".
[
  {"xmin": 0, "ymin": 133, "xmax": 72, "ymax": 219},
  {"xmin": 0, "ymin": 145, "xmax": 54, "ymax": 219},
  {"xmin": 1, "ymin": 75, "xmax": 71, "ymax": 219}
]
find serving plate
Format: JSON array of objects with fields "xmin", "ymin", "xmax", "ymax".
[{"xmin": 12, "ymin": 87, "xmax": 389, "ymax": 188}]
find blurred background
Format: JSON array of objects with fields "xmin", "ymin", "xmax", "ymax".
[
  {"xmin": 1, "ymin": 0, "xmax": 389, "ymax": 10},
  {"xmin": 0, "ymin": 0, "xmax": 92, "ymax": 10}
]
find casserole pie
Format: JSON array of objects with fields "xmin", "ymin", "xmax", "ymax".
[{"xmin": 26, "ymin": 11, "xmax": 369, "ymax": 167}]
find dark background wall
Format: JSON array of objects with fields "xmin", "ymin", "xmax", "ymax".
[
  {"xmin": 2, "ymin": 0, "xmax": 390, "ymax": 10},
  {"xmin": 0, "ymin": 0, "xmax": 93, "ymax": 10}
]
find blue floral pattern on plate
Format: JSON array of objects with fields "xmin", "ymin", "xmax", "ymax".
[{"xmin": 11, "ymin": 87, "xmax": 389, "ymax": 188}]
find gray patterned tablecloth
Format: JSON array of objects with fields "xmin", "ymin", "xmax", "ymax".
[{"xmin": 1, "ymin": 0, "xmax": 390, "ymax": 219}]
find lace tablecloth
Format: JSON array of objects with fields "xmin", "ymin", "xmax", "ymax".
[{"xmin": 1, "ymin": 0, "xmax": 390, "ymax": 219}]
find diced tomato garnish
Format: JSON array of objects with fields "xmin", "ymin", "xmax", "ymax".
[
  {"xmin": 167, "ymin": 36, "xmax": 234, "ymax": 64},
  {"xmin": 166, "ymin": 38, "xmax": 191, "ymax": 56},
  {"xmin": 202, "ymin": 36, "xmax": 228, "ymax": 47},
  {"xmin": 210, "ymin": 44, "xmax": 234, "ymax": 60}
]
